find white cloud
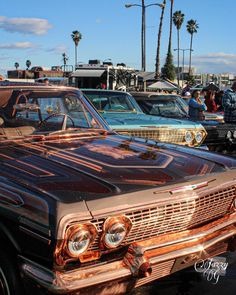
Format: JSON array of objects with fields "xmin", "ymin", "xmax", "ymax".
[
  {"xmin": 191, "ymin": 52, "xmax": 236, "ymax": 74},
  {"xmin": 0, "ymin": 16, "xmax": 52, "ymax": 35},
  {"xmin": 46, "ymin": 45, "xmax": 68, "ymax": 54},
  {"xmin": 0, "ymin": 42, "xmax": 36, "ymax": 49}
]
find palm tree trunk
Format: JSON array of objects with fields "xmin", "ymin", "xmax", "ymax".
[
  {"xmin": 75, "ymin": 45, "xmax": 77, "ymax": 71},
  {"xmin": 168, "ymin": 0, "xmax": 174, "ymax": 53},
  {"xmin": 177, "ymin": 29, "xmax": 180, "ymax": 86},
  {"xmin": 189, "ymin": 34, "xmax": 193, "ymax": 74},
  {"xmin": 155, "ymin": 0, "xmax": 166, "ymax": 79},
  {"xmin": 141, "ymin": 0, "xmax": 145, "ymax": 71}
]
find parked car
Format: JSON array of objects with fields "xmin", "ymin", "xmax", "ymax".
[
  {"xmin": 131, "ymin": 91, "xmax": 236, "ymax": 154},
  {"xmin": 82, "ymin": 89, "xmax": 207, "ymax": 148},
  {"xmin": 1, "ymin": 84, "xmax": 236, "ymax": 295}
]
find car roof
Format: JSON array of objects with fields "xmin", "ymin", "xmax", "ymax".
[
  {"xmin": 130, "ymin": 92, "xmax": 180, "ymax": 100},
  {"xmin": 0, "ymin": 84, "xmax": 81, "ymax": 108},
  {"xmin": 0, "ymin": 83, "xmax": 76, "ymax": 91},
  {"xmin": 81, "ymin": 89, "xmax": 128, "ymax": 94}
]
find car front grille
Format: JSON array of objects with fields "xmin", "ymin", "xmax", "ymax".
[
  {"xmin": 134, "ymin": 259, "xmax": 175, "ymax": 287},
  {"xmin": 89, "ymin": 185, "xmax": 236, "ymax": 251},
  {"xmin": 117, "ymin": 128, "xmax": 199, "ymax": 146}
]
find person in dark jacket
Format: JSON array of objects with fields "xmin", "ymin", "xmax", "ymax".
[
  {"xmin": 215, "ymin": 90, "xmax": 224, "ymax": 112},
  {"xmin": 188, "ymin": 90, "xmax": 207, "ymax": 121},
  {"xmin": 222, "ymin": 81, "xmax": 236, "ymax": 123}
]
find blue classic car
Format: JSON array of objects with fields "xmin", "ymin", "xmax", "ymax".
[
  {"xmin": 131, "ymin": 91, "xmax": 236, "ymax": 155},
  {"xmin": 82, "ymin": 89, "xmax": 207, "ymax": 147}
]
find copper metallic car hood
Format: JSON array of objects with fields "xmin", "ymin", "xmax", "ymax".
[{"xmin": 0, "ymin": 134, "xmax": 235, "ymax": 205}]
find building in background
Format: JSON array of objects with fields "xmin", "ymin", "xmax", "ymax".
[
  {"xmin": 6, "ymin": 62, "xmax": 236, "ymax": 90},
  {"xmin": 193, "ymin": 73, "xmax": 235, "ymax": 89},
  {"xmin": 7, "ymin": 65, "xmax": 72, "ymax": 81}
]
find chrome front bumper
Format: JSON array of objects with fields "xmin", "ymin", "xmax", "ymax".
[{"xmin": 20, "ymin": 213, "xmax": 236, "ymax": 294}]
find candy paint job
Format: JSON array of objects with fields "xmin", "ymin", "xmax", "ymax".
[{"xmin": 0, "ymin": 85, "xmax": 236, "ymax": 295}]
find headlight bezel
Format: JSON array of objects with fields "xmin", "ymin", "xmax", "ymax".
[
  {"xmin": 65, "ymin": 223, "xmax": 98, "ymax": 258},
  {"xmin": 100, "ymin": 215, "xmax": 132, "ymax": 249},
  {"xmin": 185, "ymin": 131, "xmax": 193, "ymax": 145},
  {"xmin": 195, "ymin": 131, "xmax": 203, "ymax": 144}
]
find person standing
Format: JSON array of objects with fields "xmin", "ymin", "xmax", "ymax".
[
  {"xmin": 215, "ymin": 90, "xmax": 224, "ymax": 112},
  {"xmin": 188, "ymin": 90, "xmax": 207, "ymax": 121},
  {"xmin": 222, "ymin": 81, "xmax": 236, "ymax": 123},
  {"xmin": 205, "ymin": 91, "xmax": 218, "ymax": 112}
]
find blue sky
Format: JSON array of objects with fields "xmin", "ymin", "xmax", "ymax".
[{"xmin": 0, "ymin": 0, "xmax": 236, "ymax": 76}]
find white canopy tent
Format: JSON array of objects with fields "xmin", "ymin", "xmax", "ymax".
[{"xmin": 147, "ymin": 80, "xmax": 179, "ymax": 91}]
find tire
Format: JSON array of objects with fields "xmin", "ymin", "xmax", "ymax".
[{"xmin": 0, "ymin": 251, "xmax": 23, "ymax": 295}]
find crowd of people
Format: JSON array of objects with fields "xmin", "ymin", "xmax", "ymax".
[{"xmin": 182, "ymin": 81, "xmax": 236, "ymax": 123}]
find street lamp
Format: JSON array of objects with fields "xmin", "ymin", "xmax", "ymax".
[
  {"xmin": 125, "ymin": 1, "xmax": 164, "ymax": 72},
  {"xmin": 174, "ymin": 48, "xmax": 193, "ymax": 87}
]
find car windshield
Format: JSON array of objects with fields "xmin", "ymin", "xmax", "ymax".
[
  {"xmin": 0, "ymin": 88, "xmax": 109, "ymax": 139},
  {"xmin": 83, "ymin": 90, "xmax": 143, "ymax": 113},
  {"xmin": 138, "ymin": 96, "xmax": 189, "ymax": 118}
]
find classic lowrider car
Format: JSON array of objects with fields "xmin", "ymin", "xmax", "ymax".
[
  {"xmin": 1, "ymin": 84, "xmax": 236, "ymax": 295},
  {"xmin": 131, "ymin": 91, "xmax": 236, "ymax": 154},
  {"xmin": 82, "ymin": 89, "xmax": 207, "ymax": 148}
]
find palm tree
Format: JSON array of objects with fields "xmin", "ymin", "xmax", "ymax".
[
  {"xmin": 14, "ymin": 62, "xmax": 19, "ymax": 70},
  {"xmin": 161, "ymin": 0, "xmax": 176, "ymax": 81},
  {"xmin": 167, "ymin": 0, "xmax": 174, "ymax": 53},
  {"xmin": 26, "ymin": 60, "xmax": 31, "ymax": 70},
  {"xmin": 62, "ymin": 53, "xmax": 69, "ymax": 71},
  {"xmin": 155, "ymin": 0, "xmax": 166, "ymax": 79},
  {"xmin": 173, "ymin": 10, "xmax": 185, "ymax": 86},
  {"xmin": 187, "ymin": 19, "xmax": 199, "ymax": 74},
  {"xmin": 62, "ymin": 53, "xmax": 68, "ymax": 65},
  {"xmin": 71, "ymin": 30, "xmax": 82, "ymax": 70}
]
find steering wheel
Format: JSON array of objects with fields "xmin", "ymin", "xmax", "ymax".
[{"xmin": 37, "ymin": 112, "xmax": 75, "ymax": 131}]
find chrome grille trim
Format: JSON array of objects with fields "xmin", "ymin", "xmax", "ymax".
[
  {"xmin": 89, "ymin": 186, "xmax": 236, "ymax": 251},
  {"xmin": 118, "ymin": 129, "xmax": 186, "ymax": 144},
  {"xmin": 117, "ymin": 128, "xmax": 205, "ymax": 146},
  {"xmin": 135, "ymin": 259, "xmax": 175, "ymax": 287}
]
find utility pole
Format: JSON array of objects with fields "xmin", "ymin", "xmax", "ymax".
[
  {"xmin": 125, "ymin": 1, "xmax": 164, "ymax": 72},
  {"xmin": 174, "ymin": 48, "xmax": 193, "ymax": 87}
]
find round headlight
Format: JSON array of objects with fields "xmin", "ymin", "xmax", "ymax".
[
  {"xmin": 233, "ymin": 131, "xmax": 236, "ymax": 139},
  {"xmin": 195, "ymin": 131, "xmax": 203, "ymax": 144},
  {"xmin": 66, "ymin": 224, "xmax": 97, "ymax": 257},
  {"xmin": 185, "ymin": 131, "xmax": 193, "ymax": 144},
  {"xmin": 101, "ymin": 216, "xmax": 132, "ymax": 249},
  {"xmin": 233, "ymin": 199, "xmax": 236, "ymax": 209},
  {"xmin": 226, "ymin": 131, "xmax": 232, "ymax": 139},
  {"xmin": 105, "ymin": 223, "xmax": 127, "ymax": 248}
]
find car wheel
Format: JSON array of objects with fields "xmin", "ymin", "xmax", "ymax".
[{"xmin": 0, "ymin": 252, "xmax": 23, "ymax": 295}]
